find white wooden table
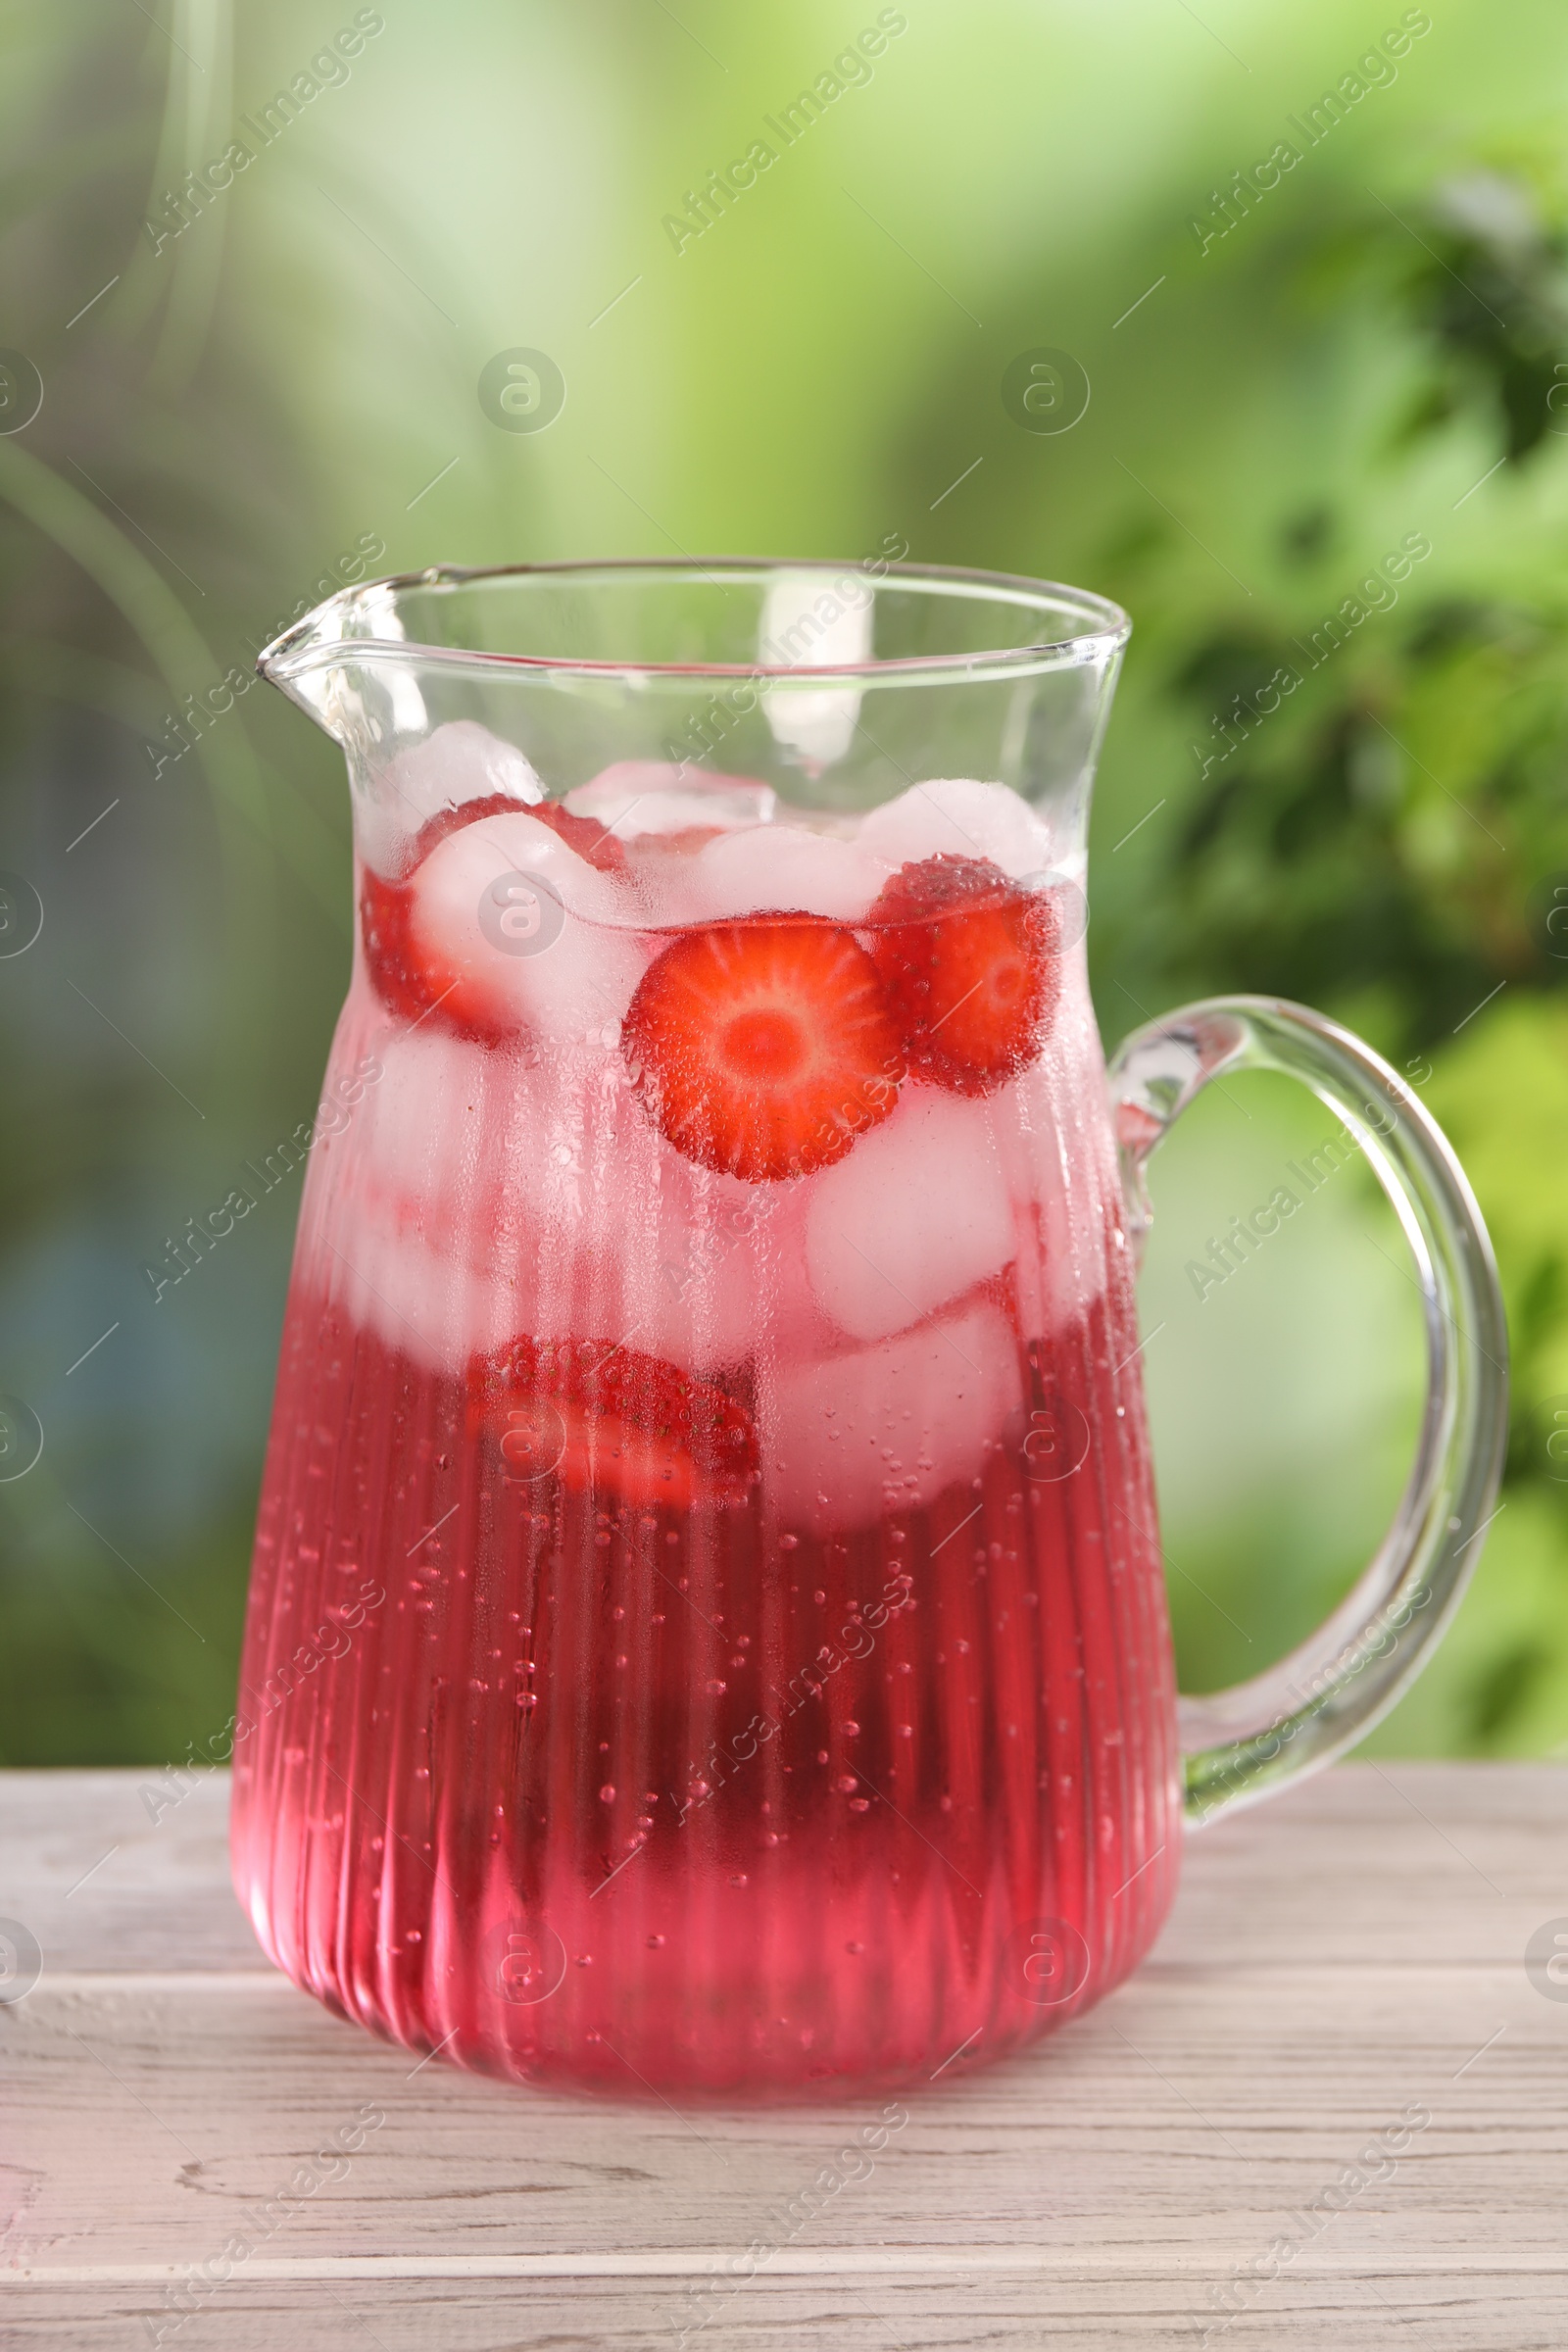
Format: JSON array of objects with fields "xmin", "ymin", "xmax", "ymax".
[{"xmin": 3, "ymin": 1764, "xmax": 1566, "ymax": 2349}]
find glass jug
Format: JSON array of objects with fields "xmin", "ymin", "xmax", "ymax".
[{"xmin": 231, "ymin": 559, "xmax": 1507, "ymax": 2100}]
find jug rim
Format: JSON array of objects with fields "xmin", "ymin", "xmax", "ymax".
[{"xmin": 256, "ymin": 556, "xmax": 1131, "ymax": 689}]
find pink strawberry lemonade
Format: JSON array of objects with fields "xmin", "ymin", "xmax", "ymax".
[{"xmin": 230, "ymin": 748, "xmax": 1179, "ymax": 2098}]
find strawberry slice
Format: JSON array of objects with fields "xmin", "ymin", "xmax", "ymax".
[
  {"xmin": 529, "ymin": 802, "xmax": 627, "ymax": 873},
  {"xmin": 471, "ymin": 1336, "xmax": 758, "ymax": 1509},
  {"xmin": 621, "ymin": 918, "xmax": 906, "ymax": 1182},
  {"xmin": 359, "ymin": 864, "xmax": 428, "ymax": 1026},
  {"xmin": 866, "ymin": 855, "xmax": 1059, "ymax": 1096},
  {"xmin": 360, "ymin": 792, "xmax": 521, "ymax": 1030},
  {"xmin": 359, "ymin": 794, "xmax": 625, "ymax": 1037}
]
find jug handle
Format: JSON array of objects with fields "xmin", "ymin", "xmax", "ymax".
[{"xmin": 1104, "ymin": 995, "xmax": 1508, "ymax": 1828}]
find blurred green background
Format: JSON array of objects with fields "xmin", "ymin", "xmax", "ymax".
[{"xmin": 2, "ymin": 0, "xmax": 1565, "ymax": 1766}]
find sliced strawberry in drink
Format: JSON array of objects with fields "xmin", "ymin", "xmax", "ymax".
[
  {"xmin": 359, "ymin": 865, "xmax": 428, "ymax": 1027},
  {"xmin": 360, "ymin": 793, "xmax": 628, "ymax": 1041},
  {"xmin": 360, "ymin": 792, "xmax": 523, "ymax": 1030},
  {"xmin": 403, "ymin": 792, "xmax": 546, "ymax": 876},
  {"xmin": 529, "ymin": 802, "xmax": 627, "ymax": 873},
  {"xmin": 472, "ymin": 1335, "xmax": 758, "ymax": 1509},
  {"xmin": 628, "ymin": 826, "xmax": 725, "ymax": 858},
  {"xmin": 866, "ymin": 854, "xmax": 1059, "ymax": 1097},
  {"xmin": 621, "ymin": 918, "xmax": 906, "ymax": 1182}
]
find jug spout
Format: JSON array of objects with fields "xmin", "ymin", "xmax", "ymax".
[{"xmin": 256, "ymin": 579, "xmax": 427, "ymax": 752}]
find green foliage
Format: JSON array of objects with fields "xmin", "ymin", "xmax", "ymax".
[
  {"xmin": 1166, "ymin": 590, "xmax": 1568, "ymax": 1046},
  {"xmin": 1384, "ymin": 167, "xmax": 1568, "ymax": 463},
  {"xmin": 1159, "ymin": 170, "xmax": 1568, "ymax": 1050}
]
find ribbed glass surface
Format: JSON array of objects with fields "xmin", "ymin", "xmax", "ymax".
[{"xmin": 230, "ymin": 909, "xmax": 1179, "ymax": 2100}]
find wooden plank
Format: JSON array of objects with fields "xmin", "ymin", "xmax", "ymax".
[
  {"xmin": 3, "ymin": 1763, "xmax": 1567, "ymax": 2350},
  {"xmin": 6, "ymin": 1760, "xmax": 1561, "ymax": 1976},
  {"xmin": 1, "ymin": 1766, "xmax": 256, "ymax": 1975},
  {"xmin": 6, "ymin": 1959, "xmax": 1562, "ymax": 2261},
  {"xmin": 10, "ymin": 2273, "xmax": 1568, "ymax": 2352}
]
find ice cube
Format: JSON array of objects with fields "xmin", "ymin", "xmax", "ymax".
[
  {"xmin": 856, "ymin": 778, "xmax": 1056, "ymax": 878},
  {"xmin": 981, "ymin": 979, "xmax": 1111, "ymax": 1339},
  {"xmin": 507, "ymin": 1061, "xmax": 753, "ymax": 1375},
  {"xmin": 411, "ymin": 807, "xmax": 649, "ymax": 1045},
  {"xmin": 315, "ymin": 1187, "xmax": 526, "ymax": 1377},
  {"xmin": 361, "ymin": 720, "xmax": 543, "ymax": 877},
  {"xmin": 334, "ymin": 1024, "xmax": 496, "ymax": 1217},
  {"xmin": 580, "ymin": 1144, "xmax": 821, "ymax": 1377},
  {"xmin": 337, "ymin": 1029, "xmax": 821, "ymax": 1377},
  {"xmin": 760, "ymin": 1299, "xmax": 1024, "ymax": 1536},
  {"xmin": 689, "ymin": 823, "xmax": 895, "ymax": 922},
  {"xmin": 566, "ymin": 761, "xmax": 776, "ymax": 838},
  {"xmin": 805, "ymin": 1084, "xmax": 1014, "ymax": 1341},
  {"xmin": 306, "ymin": 1024, "xmax": 550, "ymax": 1374},
  {"xmin": 759, "ymin": 570, "xmax": 871, "ymax": 766}
]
